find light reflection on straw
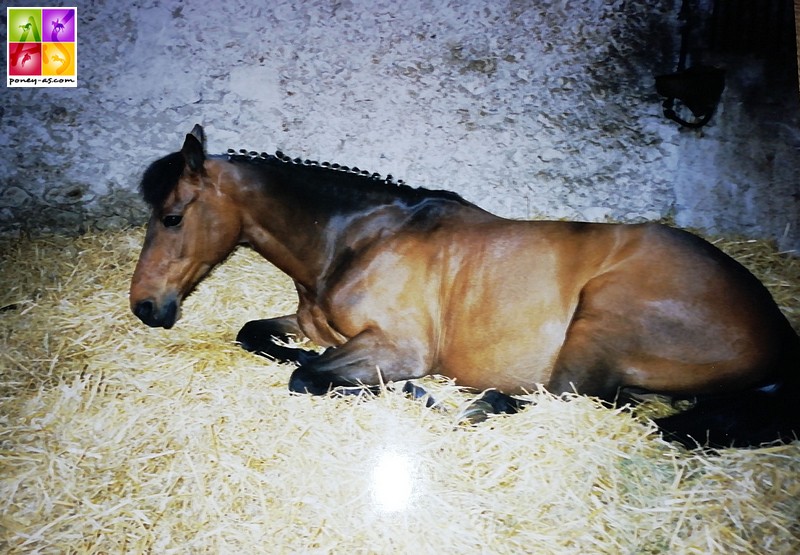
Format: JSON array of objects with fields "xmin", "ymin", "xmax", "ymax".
[{"xmin": 371, "ymin": 450, "xmax": 415, "ymax": 513}]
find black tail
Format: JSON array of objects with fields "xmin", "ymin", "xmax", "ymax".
[{"xmin": 654, "ymin": 375, "xmax": 800, "ymax": 449}]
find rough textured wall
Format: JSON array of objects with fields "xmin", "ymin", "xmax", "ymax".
[{"xmin": 1, "ymin": 0, "xmax": 798, "ymax": 252}]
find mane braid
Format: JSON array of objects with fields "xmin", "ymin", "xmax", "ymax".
[
  {"xmin": 138, "ymin": 147, "xmax": 471, "ymax": 210},
  {"xmin": 225, "ymin": 148, "xmax": 406, "ymax": 186},
  {"xmin": 224, "ymin": 148, "xmax": 470, "ymax": 205}
]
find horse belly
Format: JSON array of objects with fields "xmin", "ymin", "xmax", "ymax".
[
  {"xmin": 438, "ymin": 245, "xmax": 578, "ymax": 393},
  {"xmin": 441, "ymin": 316, "xmax": 570, "ymax": 393}
]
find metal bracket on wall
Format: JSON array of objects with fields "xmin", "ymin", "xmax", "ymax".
[
  {"xmin": 655, "ymin": 0, "xmax": 725, "ymax": 129},
  {"xmin": 656, "ymin": 65, "xmax": 725, "ymax": 129}
]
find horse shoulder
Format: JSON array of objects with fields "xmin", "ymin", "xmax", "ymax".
[{"xmin": 330, "ymin": 233, "xmax": 440, "ymax": 330}]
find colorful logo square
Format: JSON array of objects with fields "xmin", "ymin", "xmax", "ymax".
[
  {"xmin": 7, "ymin": 8, "xmax": 42, "ymax": 42},
  {"xmin": 8, "ymin": 42, "xmax": 41, "ymax": 76},
  {"xmin": 43, "ymin": 9, "xmax": 76, "ymax": 43},
  {"xmin": 43, "ymin": 42, "xmax": 75, "ymax": 76},
  {"xmin": 7, "ymin": 7, "xmax": 77, "ymax": 87}
]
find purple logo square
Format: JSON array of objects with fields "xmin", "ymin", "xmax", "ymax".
[{"xmin": 42, "ymin": 8, "xmax": 75, "ymax": 42}]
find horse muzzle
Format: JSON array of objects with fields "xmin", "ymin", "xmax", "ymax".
[{"xmin": 132, "ymin": 297, "xmax": 179, "ymax": 329}]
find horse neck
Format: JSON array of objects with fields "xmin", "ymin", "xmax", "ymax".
[{"xmin": 228, "ymin": 160, "xmax": 405, "ymax": 290}]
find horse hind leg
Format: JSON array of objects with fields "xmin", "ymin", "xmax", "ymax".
[
  {"xmin": 652, "ymin": 377, "xmax": 800, "ymax": 449},
  {"xmin": 546, "ymin": 317, "xmax": 800, "ymax": 448},
  {"xmin": 458, "ymin": 308, "xmax": 623, "ymax": 426},
  {"xmin": 546, "ymin": 326, "xmax": 622, "ymax": 403}
]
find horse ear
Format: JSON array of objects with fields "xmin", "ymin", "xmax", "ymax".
[
  {"xmin": 189, "ymin": 124, "xmax": 205, "ymax": 145},
  {"xmin": 181, "ymin": 124, "xmax": 205, "ymax": 173}
]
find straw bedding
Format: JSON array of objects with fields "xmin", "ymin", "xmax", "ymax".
[{"xmin": 1, "ymin": 228, "xmax": 799, "ymax": 554}]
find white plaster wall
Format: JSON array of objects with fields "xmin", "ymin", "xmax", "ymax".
[{"xmin": 1, "ymin": 0, "xmax": 798, "ymax": 252}]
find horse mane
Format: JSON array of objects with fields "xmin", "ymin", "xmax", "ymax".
[{"xmin": 138, "ymin": 148, "xmax": 472, "ymax": 210}]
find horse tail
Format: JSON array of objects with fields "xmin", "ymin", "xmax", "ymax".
[{"xmin": 654, "ymin": 345, "xmax": 800, "ymax": 449}]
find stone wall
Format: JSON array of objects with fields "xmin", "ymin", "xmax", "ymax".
[{"xmin": 2, "ymin": 0, "xmax": 798, "ymax": 252}]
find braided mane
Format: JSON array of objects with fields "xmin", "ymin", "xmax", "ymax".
[
  {"xmin": 139, "ymin": 148, "xmax": 470, "ymax": 209},
  {"xmin": 225, "ymin": 148, "xmax": 406, "ymax": 185}
]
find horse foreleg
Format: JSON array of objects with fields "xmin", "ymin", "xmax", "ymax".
[
  {"xmin": 287, "ymin": 329, "xmax": 429, "ymax": 395},
  {"xmin": 236, "ymin": 315, "xmax": 318, "ymax": 364}
]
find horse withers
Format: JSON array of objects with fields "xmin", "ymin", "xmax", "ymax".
[{"xmin": 130, "ymin": 125, "xmax": 800, "ymax": 448}]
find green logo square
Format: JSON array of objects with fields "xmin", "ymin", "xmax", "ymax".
[{"xmin": 8, "ymin": 8, "xmax": 42, "ymax": 43}]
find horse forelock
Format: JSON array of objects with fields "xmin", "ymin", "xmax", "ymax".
[{"xmin": 139, "ymin": 151, "xmax": 185, "ymax": 209}]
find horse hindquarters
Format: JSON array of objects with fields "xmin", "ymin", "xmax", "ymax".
[
  {"xmin": 538, "ymin": 223, "xmax": 800, "ymax": 446},
  {"xmin": 549, "ymin": 295, "xmax": 800, "ymax": 447}
]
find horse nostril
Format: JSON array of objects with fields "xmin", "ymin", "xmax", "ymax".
[
  {"xmin": 134, "ymin": 300, "xmax": 155, "ymax": 321},
  {"xmin": 133, "ymin": 298, "xmax": 179, "ymax": 328}
]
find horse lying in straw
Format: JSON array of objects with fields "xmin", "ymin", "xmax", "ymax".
[{"xmin": 129, "ymin": 125, "xmax": 800, "ymax": 448}]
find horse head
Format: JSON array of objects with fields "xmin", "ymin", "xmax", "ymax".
[{"xmin": 129, "ymin": 125, "xmax": 243, "ymax": 328}]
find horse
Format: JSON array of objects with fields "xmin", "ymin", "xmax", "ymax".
[{"xmin": 130, "ymin": 125, "xmax": 800, "ymax": 448}]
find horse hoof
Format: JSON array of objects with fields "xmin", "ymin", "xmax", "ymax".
[
  {"xmin": 457, "ymin": 399, "xmax": 494, "ymax": 425},
  {"xmin": 236, "ymin": 321, "xmax": 269, "ymax": 352},
  {"xmin": 288, "ymin": 367, "xmax": 329, "ymax": 395},
  {"xmin": 402, "ymin": 381, "xmax": 439, "ymax": 409},
  {"xmin": 457, "ymin": 390, "xmax": 530, "ymax": 424}
]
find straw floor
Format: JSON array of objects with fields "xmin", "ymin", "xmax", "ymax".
[{"xmin": 1, "ymin": 228, "xmax": 799, "ymax": 554}]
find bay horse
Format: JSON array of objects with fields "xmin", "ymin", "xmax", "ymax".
[{"xmin": 130, "ymin": 125, "xmax": 800, "ymax": 448}]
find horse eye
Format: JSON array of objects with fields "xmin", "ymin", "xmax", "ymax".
[{"xmin": 162, "ymin": 215, "xmax": 183, "ymax": 228}]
